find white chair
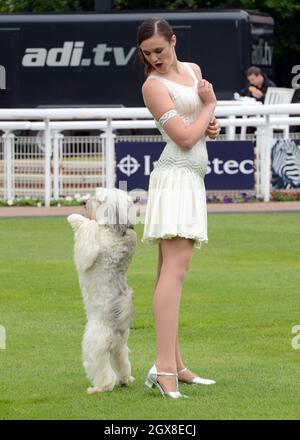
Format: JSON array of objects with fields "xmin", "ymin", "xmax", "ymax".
[
  {"xmin": 240, "ymin": 87, "xmax": 295, "ymax": 139},
  {"xmin": 264, "ymin": 87, "xmax": 295, "ymax": 105},
  {"xmin": 264, "ymin": 87, "xmax": 295, "ymax": 138}
]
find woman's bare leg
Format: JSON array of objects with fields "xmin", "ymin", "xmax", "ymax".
[
  {"xmin": 175, "ymin": 334, "xmax": 199, "ymax": 381},
  {"xmin": 155, "ymin": 242, "xmax": 198, "ymax": 383},
  {"xmin": 152, "ymin": 237, "xmax": 194, "ymax": 393},
  {"xmin": 154, "ymin": 242, "xmax": 163, "ymax": 289}
]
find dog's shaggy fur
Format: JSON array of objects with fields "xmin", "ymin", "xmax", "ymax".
[{"xmin": 68, "ymin": 188, "xmax": 137, "ymax": 394}]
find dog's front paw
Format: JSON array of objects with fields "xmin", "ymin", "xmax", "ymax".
[{"xmin": 119, "ymin": 375, "xmax": 135, "ymax": 386}]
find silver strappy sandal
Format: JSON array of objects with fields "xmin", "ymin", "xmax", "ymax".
[
  {"xmin": 178, "ymin": 367, "xmax": 216, "ymax": 385},
  {"xmin": 145, "ymin": 364, "xmax": 188, "ymax": 399}
]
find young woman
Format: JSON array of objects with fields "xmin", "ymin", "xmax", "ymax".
[{"xmin": 137, "ymin": 17, "xmax": 220, "ymax": 399}]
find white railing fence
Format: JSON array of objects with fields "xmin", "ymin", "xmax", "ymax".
[
  {"xmin": 0, "ymin": 104, "xmax": 300, "ymax": 205},
  {"xmin": 1, "ymin": 132, "xmax": 106, "ymax": 200}
]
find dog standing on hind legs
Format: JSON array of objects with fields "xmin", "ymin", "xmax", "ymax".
[{"xmin": 67, "ymin": 188, "xmax": 137, "ymax": 394}]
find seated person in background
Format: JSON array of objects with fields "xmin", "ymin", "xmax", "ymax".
[{"xmin": 245, "ymin": 66, "xmax": 276, "ymax": 102}]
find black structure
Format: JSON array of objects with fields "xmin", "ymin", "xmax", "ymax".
[
  {"xmin": 94, "ymin": 0, "xmax": 113, "ymax": 13},
  {"xmin": 0, "ymin": 10, "xmax": 274, "ymax": 108}
]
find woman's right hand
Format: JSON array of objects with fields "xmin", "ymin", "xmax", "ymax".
[{"xmin": 198, "ymin": 79, "xmax": 217, "ymax": 107}]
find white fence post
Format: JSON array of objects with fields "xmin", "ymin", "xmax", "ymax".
[
  {"xmin": 3, "ymin": 131, "xmax": 15, "ymax": 201},
  {"xmin": 227, "ymin": 115, "xmax": 237, "ymax": 140},
  {"xmin": 105, "ymin": 118, "xmax": 115, "ymax": 188},
  {"xmin": 99, "ymin": 133, "xmax": 106, "ymax": 188},
  {"xmin": 255, "ymin": 129, "xmax": 261, "ymax": 199},
  {"xmin": 258, "ymin": 115, "xmax": 273, "ymax": 202},
  {"xmin": 44, "ymin": 118, "xmax": 52, "ymax": 207},
  {"xmin": 53, "ymin": 131, "xmax": 63, "ymax": 200},
  {"xmin": 257, "ymin": 126, "xmax": 266, "ymax": 201}
]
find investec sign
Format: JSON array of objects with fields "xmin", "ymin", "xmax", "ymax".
[
  {"xmin": 22, "ymin": 42, "xmax": 136, "ymax": 67},
  {"xmin": 116, "ymin": 141, "xmax": 255, "ymax": 191}
]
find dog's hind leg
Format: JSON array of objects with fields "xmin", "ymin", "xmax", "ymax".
[
  {"xmin": 110, "ymin": 329, "xmax": 134, "ymax": 386},
  {"xmin": 82, "ymin": 321, "xmax": 117, "ymax": 394}
]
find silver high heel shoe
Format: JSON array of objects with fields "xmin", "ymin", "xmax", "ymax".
[
  {"xmin": 178, "ymin": 367, "xmax": 216, "ymax": 385},
  {"xmin": 145, "ymin": 365, "xmax": 188, "ymax": 399}
]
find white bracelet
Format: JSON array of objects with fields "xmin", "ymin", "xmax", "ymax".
[{"xmin": 158, "ymin": 109, "xmax": 179, "ymax": 127}]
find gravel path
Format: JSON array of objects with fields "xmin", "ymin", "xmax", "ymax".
[{"xmin": 0, "ymin": 202, "xmax": 299, "ymax": 218}]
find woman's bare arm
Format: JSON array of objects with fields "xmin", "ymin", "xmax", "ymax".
[
  {"xmin": 189, "ymin": 63, "xmax": 221, "ymax": 140},
  {"xmin": 142, "ymin": 69, "xmax": 216, "ymax": 150}
]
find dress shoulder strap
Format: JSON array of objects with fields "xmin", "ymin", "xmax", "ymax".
[{"xmin": 182, "ymin": 62, "xmax": 198, "ymax": 85}]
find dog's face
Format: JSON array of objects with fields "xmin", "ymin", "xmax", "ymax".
[{"xmin": 85, "ymin": 188, "xmax": 136, "ymax": 236}]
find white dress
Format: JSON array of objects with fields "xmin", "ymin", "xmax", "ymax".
[{"xmin": 142, "ymin": 62, "xmax": 208, "ymax": 249}]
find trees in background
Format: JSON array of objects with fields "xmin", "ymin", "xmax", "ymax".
[{"xmin": 0, "ymin": 1, "xmax": 94, "ymax": 13}]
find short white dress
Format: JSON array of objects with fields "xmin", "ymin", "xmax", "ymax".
[{"xmin": 142, "ymin": 62, "xmax": 208, "ymax": 249}]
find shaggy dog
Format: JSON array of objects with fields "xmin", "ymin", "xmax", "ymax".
[{"xmin": 67, "ymin": 188, "xmax": 137, "ymax": 394}]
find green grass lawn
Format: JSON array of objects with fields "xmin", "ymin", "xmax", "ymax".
[{"xmin": 0, "ymin": 213, "xmax": 299, "ymax": 420}]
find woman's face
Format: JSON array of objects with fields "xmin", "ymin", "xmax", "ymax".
[{"xmin": 140, "ymin": 33, "xmax": 176, "ymax": 73}]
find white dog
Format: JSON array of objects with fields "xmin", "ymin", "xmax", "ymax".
[{"xmin": 67, "ymin": 188, "xmax": 137, "ymax": 394}]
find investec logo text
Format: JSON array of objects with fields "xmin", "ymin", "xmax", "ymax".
[
  {"xmin": 118, "ymin": 155, "xmax": 254, "ymax": 177},
  {"xmin": 22, "ymin": 41, "xmax": 136, "ymax": 67}
]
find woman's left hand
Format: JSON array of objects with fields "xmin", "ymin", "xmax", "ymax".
[{"xmin": 205, "ymin": 117, "xmax": 221, "ymax": 139}]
